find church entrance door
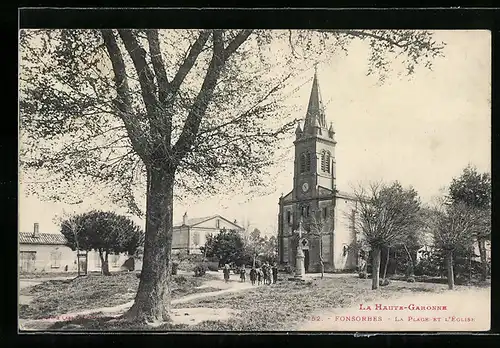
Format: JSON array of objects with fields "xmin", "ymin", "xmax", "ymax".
[{"xmin": 304, "ymin": 249, "xmax": 310, "ymax": 273}]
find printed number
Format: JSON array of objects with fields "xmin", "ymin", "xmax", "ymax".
[{"xmin": 311, "ymin": 316, "xmax": 321, "ymax": 321}]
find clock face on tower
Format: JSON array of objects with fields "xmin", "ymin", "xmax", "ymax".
[{"xmin": 301, "ymin": 182, "xmax": 309, "ymax": 192}]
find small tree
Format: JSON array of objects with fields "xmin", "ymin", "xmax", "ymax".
[
  {"xmin": 430, "ymin": 200, "xmax": 480, "ymax": 289},
  {"xmin": 352, "ymin": 181, "xmax": 421, "ymax": 289},
  {"xmin": 307, "ymin": 204, "xmax": 334, "ymax": 279},
  {"xmin": 61, "ymin": 210, "xmax": 144, "ymax": 275}
]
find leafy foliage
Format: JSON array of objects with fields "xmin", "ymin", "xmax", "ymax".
[
  {"xmin": 353, "ymin": 181, "xmax": 422, "ymax": 249},
  {"xmin": 60, "ymin": 210, "xmax": 144, "ymax": 255},
  {"xmin": 202, "ymin": 229, "xmax": 247, "ymax": 266}
]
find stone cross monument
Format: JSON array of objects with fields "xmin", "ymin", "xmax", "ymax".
[{"xmin": 294, "ymin": 218, "xmax": 306, "ymax": 280}]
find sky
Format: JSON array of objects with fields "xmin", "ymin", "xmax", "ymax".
[{"xmin": 18, "ymin": 30, "xmax": 491, "ymax": 236}]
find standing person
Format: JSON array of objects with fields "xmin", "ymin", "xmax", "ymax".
[
  {"xmin": 240, "ymin": 265, "xmax": 246, "ymax": 282},
  {"xmin": 223, "ymin": 264, "xmax": 230, "ymax": 283},
  {"xmin": 250, "ymin": 267, "xmax": 257, "ymax": 285},
  {"xmin": 272, "ymin": 263, "xmax": 278, "ymax": 284},
  {"xmin": 257, "ymin": 267, "xmax": 263, "ymax": 285},
  {"xmin": 263, "ymin": 263, "xmax": 270, "ymax": 285}
]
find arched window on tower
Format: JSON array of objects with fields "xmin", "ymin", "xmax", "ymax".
[
  {"xmin": 299, "ymin": 152, "xmax": 311, "ymax": 173},
  {"xmin": 305, "ymin": 152, "xmax": 311, "ymax": 172},
  {"xmin": 325, "ymin": 151, "xmax": 331, "ymax": 173},
  {"xmin": 299, "ymin": 153, "xmax": 306, "ymax": 173},
  {"xmin": 320, "ymin": 150, "xmax": 326, "ymax": 172}
]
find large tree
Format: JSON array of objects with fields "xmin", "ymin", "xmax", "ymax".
[
  {"xmin": 352, "ymin": 182, "xmax": 422, "ymax": 289},
  {"xmin": 448, "ymin": 165, "xmax": 491, "ymax": 281},
  {"xmin": 20, "ymin": 29, "xmax": 444, "ymax": 323},
  {"xmin": 61, "ymin": 210, "xmax": 144, "ymax": 275},
  {"xmin": 430, "ymin": 200, "xmax": 481, "ymax": 290}
]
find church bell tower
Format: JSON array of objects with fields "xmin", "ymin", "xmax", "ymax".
[{"xmin": 293, "ymin": 67, "xmax": 337, "ymax": 206}]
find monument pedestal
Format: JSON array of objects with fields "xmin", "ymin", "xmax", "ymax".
[{"xmin": 294, "ymin": 247, "xmax": 305, "ymax": 280}]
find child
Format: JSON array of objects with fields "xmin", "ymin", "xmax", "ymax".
[
  {"xmin": 250, "ymin": 267, "xmax": 257, "ymax": 285},
  {"xmin": 240, "ymin": 266, "xmax": 246, "ymax": 282}
]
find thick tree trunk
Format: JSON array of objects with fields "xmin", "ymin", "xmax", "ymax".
[
  {"xmin": 124, "ymin": 166, "xmax": 175, "ymax": 324},
  {"xmin": 477, "ymin": 237, "xmax": 488, "ymax": 281},
  {"xmin": 446, "ymin": 250, "xmax": 454, "ymax": 290},
  {"xmin": 382, "ymin": 247, "xmax": 390, "ymax": 280},
  {"xmin": 103, "ymin": 251, "xmax": 111, "ymax": 276},
  {"xmin": 98, "ymin": 249, "xmax": 111, "ymax": 276},
  {"xmin": 371, "ymin": 247, "xmax": 381, "ymax": 290}
]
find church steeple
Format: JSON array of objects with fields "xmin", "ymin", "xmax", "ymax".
[{"xmin": 303, "ymin": 65, "xmax": 327, "ymax": 135}]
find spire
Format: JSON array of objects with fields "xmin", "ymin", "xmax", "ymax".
[{"xmin": 304, "ymin": 64, "xmax": 326, "ymax": 134}]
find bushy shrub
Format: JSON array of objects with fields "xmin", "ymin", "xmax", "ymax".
[
  {"xmin": 379, "ymin": 278, "xmax": 390, "ymax": 286},
  {"xmin": 414, "ymin": 258, "xmax": 439, "ymax": 277},
  {"xmin": 206, "ymin": 261, "xmax": 219, "ymax": 272},
  {"xmin": 193, "ymin": 263, "xmax": 208, "ymax": 277},
  {"xmin": 406, "ymin": 276, "xmax": 416, "ymax": 283},
  {"xmin": 283, "ymin": 265, "xmax": 294, "ymax": 274},
  {"xmin": 358, "ymin": 272, "xmax": 368, "ymax": 279},
  {"xmin": 171, "ymin": 262, "xmax": 179, "ymax": 275}
]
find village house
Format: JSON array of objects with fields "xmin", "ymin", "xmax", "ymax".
[
  {"xmin": 172, "ymin": 213, "xmax": 245, "ymax": 254},
  {"xmin": 19, "ymin": 222, "xmax": 133, "ymax": 274}
]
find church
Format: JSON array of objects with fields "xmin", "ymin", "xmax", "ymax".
[{"xmin": 277, "ymin": 69, "xmax": 361, "ymax": 273}]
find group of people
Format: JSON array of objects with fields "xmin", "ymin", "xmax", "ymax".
[
  {"xmin": 221, "ymin": 262, "xmax": 279, "ymax": 285},
  {"xmin": 248, "ymin": 262, "xmax": 278, "ymax": 285}
]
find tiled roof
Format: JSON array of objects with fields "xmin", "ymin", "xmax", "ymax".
[{"xmin": 19, "ymin": 232, "xmax": 68, "ymax": 245}]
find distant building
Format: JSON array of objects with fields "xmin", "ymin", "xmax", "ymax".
[
  {"xmin": 278, "ymin": 70, "xmax": 361, "ymax": 273},
  {"xmin": 19, "ymin": 222, "xmax": 132, "ymax": 273},
  {"xmin": 172, "ymin": 213, "xmax": 244, "ymax": 254}
]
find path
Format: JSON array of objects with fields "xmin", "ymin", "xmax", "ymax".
[
  {"xmin": 296, "ymin": 286, "xmax": 491, "ymax": 332},
  {"xmin": 19, "ymin": 271, "xmax": 261, "ymax": 330}
]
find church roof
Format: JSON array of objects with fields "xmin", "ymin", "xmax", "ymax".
[{"xmin": 303, "ymin": 68, "xmax": 327, "ymax": 134}]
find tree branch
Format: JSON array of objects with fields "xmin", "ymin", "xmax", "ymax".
[
  {"xmin": 100, "ymin": 29, "xmax": 150, "ymax": 161},
  {"xmin": 118, "ymin": 29, "xmax": 159, "ymax": 118},
  {"xmin": 146, "ymin": 29, "xmax": 170, "ymax": 103},
  {"xmin": 172, "ymin": 30, "xmax": 226, "ymax": 163},
  {"xmin": 169, "ymin": 30, "xmax": 211, "ymax": 96}
]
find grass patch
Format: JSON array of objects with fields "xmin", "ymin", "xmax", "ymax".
[
  {"xmin": 43, "ymin": 275, "xmax": 488, "ymax": 331},
  {"xmin": 169, "ymin": 276, "xmax": 451, "ymax": 331},
  {"xmin": 20, "ymin": 272, "xmax": 219, "ymax": 320},
  {"xmin": 45, "ymin": 276, "xmax": 452, "ymax": 331}
]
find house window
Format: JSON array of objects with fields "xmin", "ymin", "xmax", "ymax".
[
  {"xmin": 50, "ymin": 250, "xmax": 62, "ymax": 268},
  {"xmin": 216, "ymin": 219, "xmax": 220, "ymax": 229},
  {"xmin": 286, "ymin": 211, "xmax": 292, "ymax": 224},
  {"xmin": 322, "ymin": 207, "xmax": 327, "ymax": 219},
  {"xmin": 20, "ymin": 251, "xmax": 36, "ymax": 273},
  {"xmin": 192, "ymin": 232, "xmax": 200, "ymax": 246}
]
